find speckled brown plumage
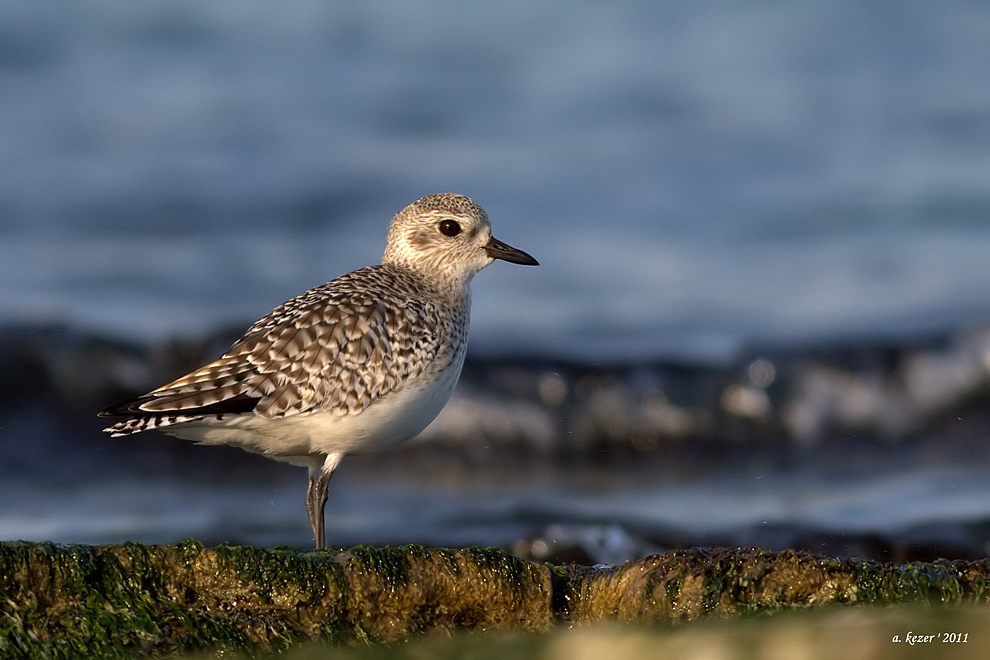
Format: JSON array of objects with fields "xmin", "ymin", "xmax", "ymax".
[{"xmin": 103, "ymin": 265, "xmax": 466, "ymax": 435}]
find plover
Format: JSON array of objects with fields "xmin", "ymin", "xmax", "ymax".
[{"xmin": 100, "ymin": 193, "xmax": 538, "ymax": 549}]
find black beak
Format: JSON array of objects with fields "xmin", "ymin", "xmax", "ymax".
[{"xmin": 484, "ymin": 236, "xmax": 539, "ymax": 265}]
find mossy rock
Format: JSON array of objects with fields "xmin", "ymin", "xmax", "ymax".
[{"xmin": 2, "ymin": 542, "xmax": 990, "ymax": 658}]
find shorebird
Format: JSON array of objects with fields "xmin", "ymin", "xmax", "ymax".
[{"xmin": 100, "ymin": 193, "xmax": 538, "ymax": 549}]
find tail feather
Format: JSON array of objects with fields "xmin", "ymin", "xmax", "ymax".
[
  {"xmin": 100, "ymin": 393, "xmax": 260, "ymax": 436},
  {"xmin": 100, "ymin": 392, "xmax": 259, "ymax": 417},
  {"xmin": 104, "ymin": 413, "xmax": 206, "ymax": 437}
]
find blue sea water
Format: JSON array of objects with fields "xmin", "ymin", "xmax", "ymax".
[
  {"xmin": 3, "ymin": 1, "xmax": 990, "ymax": 362},
  {"xmin": 3, "ymin": 1, "xmax": 990, "ymax": 554}
]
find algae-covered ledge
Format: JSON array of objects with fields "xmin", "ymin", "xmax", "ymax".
[{"xmin": 2, "ymin": 541, "xmax": 990, "ymax": 657}]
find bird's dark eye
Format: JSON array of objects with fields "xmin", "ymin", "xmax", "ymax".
[{"xmin": 439, "ymin": 219, "xmax": 462, "ymax": 237}]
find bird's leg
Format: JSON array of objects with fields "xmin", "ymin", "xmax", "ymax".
[{"xmin": 306, "ymin": 453, "xmax": 343, "ymax": 550}]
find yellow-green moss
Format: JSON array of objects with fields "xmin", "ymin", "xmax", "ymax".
[{"xmin": 4, "ymin": 542, "xmax": 990, "ymax": 658}]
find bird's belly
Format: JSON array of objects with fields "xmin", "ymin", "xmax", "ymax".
[{"xmin": 164, "ymin": 361, "xmax": 463, "ymax": 459}]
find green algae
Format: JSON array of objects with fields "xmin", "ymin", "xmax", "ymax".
[
  {"xmin": 4, "ymin": 542, "xmax": 990, "ymax": 658},
  {"xmin": 346, "ymin": 545, "xmax": 415, "ymax": 591},
  {"xmin": 850, "ymin": 557, "xmax": 985, "ymax": 606},
  {"xmin": 0, "ymin": 541, "xmax": 250, "ymax": 658},
  {"xmin": 461, "ymin": 545, "xmax": 531, "ymax": 595},
  {"xmin": 336, "ymin": 543, "xmax": 554, "ymax": 641},
  {"xmin": 564, "ymin": 547, "xmax": 990, "ymax": 625}
]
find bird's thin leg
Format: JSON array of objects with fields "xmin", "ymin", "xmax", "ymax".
[{"xmin": 306, "ymin": 453, "xmax": 344, "ymax": 550}]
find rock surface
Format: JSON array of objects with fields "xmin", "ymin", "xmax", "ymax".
[{"xmin": 2, "ymin": 542, "xmax": 990, "ymax": 657}]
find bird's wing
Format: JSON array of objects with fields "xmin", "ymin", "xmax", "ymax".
[{"xmin": 101, "ymin": 268, "xmax": 449, "ymax": 434}]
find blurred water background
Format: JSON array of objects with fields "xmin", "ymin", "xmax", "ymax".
[{"xmin": 3, "ymin": 1, "xmax": 990, "ymax": 563}]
